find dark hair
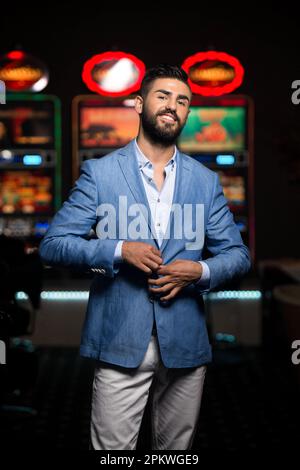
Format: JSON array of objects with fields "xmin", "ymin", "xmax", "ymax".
[{"xmin": 139, "ymin": 64, "xmax": 191, "ymax": 98}]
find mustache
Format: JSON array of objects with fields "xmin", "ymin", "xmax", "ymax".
[{"xmin": 157, "ymin": 109, "xmax": 179, "ymax": 121}]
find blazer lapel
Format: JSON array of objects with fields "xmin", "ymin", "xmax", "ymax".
[{"xmin": 117, "ymin": 140, "xmax": 159, "ymax": 247}]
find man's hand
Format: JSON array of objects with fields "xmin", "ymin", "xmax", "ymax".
[
  {"xmin": 148, "ymin": 259, "xmax": 202, "ymax": 301},
  {"xmin": 122, "ymin": 241, "xmax": 163, "ymax": 274}
]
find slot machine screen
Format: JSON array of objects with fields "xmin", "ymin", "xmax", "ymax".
[
  {"xmin": 217, "ymin": 171, "xmax": 246, "ymax": 208},
  {"xmin": 0, "ymin": 170, "xmax": 53, "ymax": 215},
  {"xmin": 0, "ymin": 102, "xmax": 54, "ymax": 149},
  {"xmin": 80, "ymin": 106, "xmax": 139, "ymax": 148},
  {"xmin": 178, "ymin": 106, "xmax": 246, "ymax": 153}
]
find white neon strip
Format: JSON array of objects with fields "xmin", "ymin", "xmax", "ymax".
[
  {"xmin": 16, "ymin": 290, "xmax": 261, "ymax": 301},
  {"xmin": 16, "ymin": 291, "xmax": 89, "ymax": 301},
  {"xmin": 207, "ymin": 290, "xmax": 261, "ymax": 300}
]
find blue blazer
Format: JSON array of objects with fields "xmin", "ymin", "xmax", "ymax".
[{"xmin": 39, "ymin": 140, "xmax": 251, "ymax": 368}]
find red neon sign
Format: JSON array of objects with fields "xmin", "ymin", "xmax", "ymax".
[
  {"xmin": 182, "ymin": 51, "xmax": 244, "ymax": 96},
  {"xmin": 82, "ymin": 51, "xmax": 145, "ymax": 97},
  {"xmin": 7, "ymin": 50, "xmax": 25, "ymax": 60},
  {"xmin": 0, "ymin": 50, "xmax": 49, "ymax": 92}
]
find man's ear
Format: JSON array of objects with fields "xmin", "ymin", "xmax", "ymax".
[{"xmin": 135, "ymin": 95, "xmax": 143, "ymax": 115}]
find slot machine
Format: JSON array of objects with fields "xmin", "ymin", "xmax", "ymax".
[
  {"xmin": 181, "ymin": 51, "xmax": 255, "ymax": 262},
  {"xmin": 72, "ymin": 51, "xmax": 144, "ymax": 181},
  {"xmin": 0, "ymin": 50, "xmax": 61, "ymax": 248}
]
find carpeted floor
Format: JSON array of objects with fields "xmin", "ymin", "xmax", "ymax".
[{"xmin": 0, "ymin": 343, "xmax": 299, "ymax": 450}]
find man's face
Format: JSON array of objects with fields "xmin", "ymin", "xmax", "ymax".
[{"xmin": 135, "ymin": 78, "xmax": 192, "ymax": 145}]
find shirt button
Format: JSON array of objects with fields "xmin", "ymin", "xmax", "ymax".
[
  {"xmin": 148, "ymin": 178, "xmax": 152, "ymax": 182},
  {"xmin": 157, "ymin": 198, "xmax": 160, "ymax": 202},
  {"xmin": 157, "ymin": 223, "xmax": 160, "ymax": 226}
]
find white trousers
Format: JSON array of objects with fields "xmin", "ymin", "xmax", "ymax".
[{"xmin": 90, "ymin": 334, "xmax": 206, "ymax": 450}]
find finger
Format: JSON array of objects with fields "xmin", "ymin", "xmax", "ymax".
[
  {"xmin": 143, "ymin": 259, "xmax": 161, "ymax": 271},
  {"xmin": 139, "ymin": 263, "xmax": 152, "ymax": 274},
  {"xmin": 147, "ymin": 253, "xmax": 163, "ymax": 265},
  {"xmin": 157, "ymin": 264, "xmax": 171, "ymax": 274},
  {"xmin": 150, "ymin": 246, "xmax": 162, "ymax": 256},
  {"xmin": 160, "ymin": 286, "xmax": 181, "ymax": 301},
  {"xmin": 148, "ymin": 275, "xmax": 172, "ymax": 285},
  {"xmin": 149, "ymin": 282, "xmax": 174, "ymax": 294}
]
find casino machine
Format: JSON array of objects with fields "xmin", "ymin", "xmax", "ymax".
[
  {"xmin": 72, "ymin": 51, "xmax": 143, "ymax": 181},
  {"xmin": 180, "ymin": 51, "xmax": 255, "ymax": 263},
  {"xmin": 0, "ymin": 50, "xmax": 61, "ymax": 249}
]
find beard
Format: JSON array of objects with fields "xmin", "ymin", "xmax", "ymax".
[{"xmin": 140, "ymin": 106, "xmax": 186, "ymax": 146}]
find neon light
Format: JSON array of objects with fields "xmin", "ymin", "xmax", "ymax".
[
  {"xmin": 0, "ymin": 150, "xmax": 13, "ymax": 160},
  {"xmin": 207, "ymin": 291, "xmax": 261, "ymax": 300},
  {"xmin": 216, "ymin": 154, "xmax": 235, "ymax": 165},
  {"xmin": 215, "ymin": 333, "xmax": 236, "ymax": 343},
  {"xmin": 16, "ymin": 290, "xmax": 261, "ymax": 301},
  {"xmin": 182, "ymin": 51, "xmax": 244, "ymax": 96},
  {"xmin": 23, "ymin": 154, "xmax": 42, "ymax": 165},
  {"xmin": 82, "ymin": 51, "xmax": 145, "ymax": 97},
  {"xmin": 0, "ymin": 51, "xmax": 49, "ymax": 92},
  {"xmin": 7, "ymin": 50, "xmax": 24, "ymax": 60}
]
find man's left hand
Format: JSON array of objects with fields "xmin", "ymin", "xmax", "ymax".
[{"xmin": 148, "ymin": 259, "xmax": 202, "ymax": 301}]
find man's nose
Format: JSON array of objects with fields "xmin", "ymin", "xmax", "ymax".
[{"xmin": 168, "ymin": 100, "xmax": 177, "ymax": 111}]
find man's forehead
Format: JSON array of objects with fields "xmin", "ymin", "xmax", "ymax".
[{"xmin": 150, "ymin": 77, "xmax": 191, "ymax": 95}]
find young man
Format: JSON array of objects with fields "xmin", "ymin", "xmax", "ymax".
[{"xmin": 39, "ymin": 65, "xmax": 251, "ymax": 450}]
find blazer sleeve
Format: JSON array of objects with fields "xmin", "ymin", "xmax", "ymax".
[
  {"xmin": 39, "ymin": 159, "xmax": 119, "ymax": 278},
  {"xmin": 200, "ymin": 172, "xmax": 251, "ymax": 291}
]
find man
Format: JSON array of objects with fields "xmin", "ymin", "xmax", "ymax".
[{"xmin": 39, "ymin": 65, "xmax": 251, "ymax": 450}]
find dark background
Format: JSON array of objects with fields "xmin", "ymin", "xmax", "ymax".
[{"xmin": 2, "ymin": 5, "xmax": 300, "ymax": 262}]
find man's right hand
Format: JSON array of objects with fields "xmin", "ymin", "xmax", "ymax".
[{"xmin": 121, "ymin": 241, "xmax": 163, "ymax": 274}]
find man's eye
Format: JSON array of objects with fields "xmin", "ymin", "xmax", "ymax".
[
  {"xmin": 178, "ymin": 100, "xmax": 186, "ymax": 106},
  {"xmin": 158, "ymin": 96, "xmax": 166, "ymax": 100}
]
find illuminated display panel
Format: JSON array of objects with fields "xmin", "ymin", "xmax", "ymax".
[
  {"xmin": 178, "ymin": 106, "xmax": 246, "ymax": 153},
  {"xmin": 217, "ymin": 171, "xmax": 246, "ymax": 208},
  {"xmin": 0, "ymin": 170, "xmax": 53, "ymax": 214},
  {"xmin": 80, "ymin": 106, "xmax": 139, "ymax": 148},
  {"xmin": 0, "ymin": 101, "xmax": 54, "ymax": 149}
]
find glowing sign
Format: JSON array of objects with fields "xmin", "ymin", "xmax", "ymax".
[
  {"xmin": 82, "ymin": 51, "xmax": 145, "ymax": 97},
  {"xmin": 182, "ymin": 51, "xmax": 244, "ymax": 96},
  {"xmin": 216, "ymin": 154, "xmax": 235, "ymax": 165},
  {"xmin": 23, "ymin": 154, "xmax": 42, "ymax": 165},
  {"xmin": 0, "ymin": 50, "xmax": 49, "ymax": 92}
]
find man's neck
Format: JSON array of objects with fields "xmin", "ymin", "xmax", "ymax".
[{"xmin": 136, "ymin": 132, "xmax": 175, "ymax": 166}]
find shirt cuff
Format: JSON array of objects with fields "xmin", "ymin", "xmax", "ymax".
[
  {"xmin": 194, "ymin": 261, "xmax": 210, "ymax": 286},
  {"xmin": 113, "ymin": 240, "xmax": 124, "ymax": 273}
]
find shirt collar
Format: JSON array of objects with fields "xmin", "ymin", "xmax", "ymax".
[{"xmin": 134, "ymin": 138, "xmax": 177, "ymax": 170}]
